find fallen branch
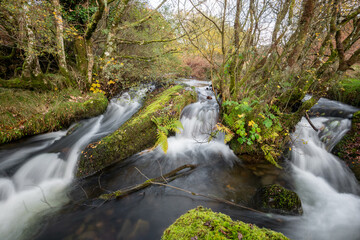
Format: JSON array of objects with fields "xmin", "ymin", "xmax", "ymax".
[
  {"xmin": 99, "ymin": 164, "xmax": 266, "ymax": 215},
  {"xmin": 305, "ymin": 112, "xmax": 319, "ymax": 132},
  {"xmin": 98, "ymin": 164, "xmax": 196, "ymax": 200}
]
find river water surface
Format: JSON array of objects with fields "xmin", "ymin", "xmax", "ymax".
[{"xmin": 0, "ymin": 80, "xmax": 359, "ymax": 240}]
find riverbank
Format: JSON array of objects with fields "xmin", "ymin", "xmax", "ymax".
[
  {"xmin": 333, "ymin": 111, "xmax": 360, "ymax": 180},
  {"xmin": 0, "ymin": 87, "xmax": 108, "ymax": 144}
]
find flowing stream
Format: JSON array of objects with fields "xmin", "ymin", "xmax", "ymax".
[
  {"xmin": 0, "ymin": 80, "xmax": 359, "ymax": 240},
  {"xmin": 0, "ymin": 87, "xmax": 152, "ymax": 240}
]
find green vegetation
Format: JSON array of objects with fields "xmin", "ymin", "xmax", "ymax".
[
  {"xmin": 151, "ymin": 115, "xmax": 183, "ymax": 153},
  {"xmin": 328, "ymin": 78, "xmax": 360, "ymax": 107},
  {"xmin": 76, "ymin": 85, "xmax": 196, "ymax": 178},
  {"xmin": 221, "ymin": 99, "xmax": 289, "ymax": 167},
  {"xmin": 252, "ymin": 184, "xmax": 303, "ymax": 215},
  {"xmin": 333, "ymin": 111, "xmax": 360, "ymax": 181},
  {"xmin": 161, "ymin": 206, "xmax": 289, "ymax": 240},
  {"xmin": 0, "ymin": 87, "xmax": 108, "ymax": 144}
]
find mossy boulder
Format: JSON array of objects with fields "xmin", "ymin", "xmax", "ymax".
[
  {"xmin": 333, "ymin": 111, "xmax": 360, "ymax": 181},
  {"xmin": 161, "ymin": 206, "xmax": 289, "ymax": 240},
  {"xmin": 252, "ymin": 184, "xmax": 303, "ymax": 215},
  {"xmin": 76, "ymin": 85, "xmax": 197, "ymax": 178}
]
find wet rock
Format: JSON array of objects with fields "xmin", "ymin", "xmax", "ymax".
[{"xmin": 252, "ymin": 184, "xmax": 303, "ymax": 215}]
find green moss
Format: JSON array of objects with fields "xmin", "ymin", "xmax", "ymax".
[
  {"xmin": 0, "ymin": 74, "xmax": 76, "ymax": 91},
  {"xmin": 333, "ymin": 111, "xmax": 360, "ymax": 180},
  {"xmin": 0, "ymin": 88, "xmax": 108, "ymax": 144},
  {"xmin": 328, "ymin": 78, "xmax": 360, "ymax": 107},
  {"xmin": 253, "ymin": 184, "xmax": 303, "ymax": 215},
  {"xmin": 76, "ymin": 85, "xmax": 197, "ymax": 178},
  {"xmin": 161, "ymin": 206, "xmax": 289, "ymax": 240}
]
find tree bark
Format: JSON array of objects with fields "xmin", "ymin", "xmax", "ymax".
[
  {"xmin": 22, "ymin": 2, "xmax": 41, "ymax": 78},
  {"xmin": 84, "ymin": 0, "xmax": 105, "ymax": 83},
  {"xmin": 287, "ymin": 0, "xmax": 315, "ymax": 67},
  {"xmin": 53, "ymin": 0, "xmax": 68, "ymax": 74}
]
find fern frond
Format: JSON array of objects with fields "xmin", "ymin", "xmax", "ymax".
[
  {"xmin": 168, "ymin": 120, "xmax": 183, "ymax": 133},
  {"xmin": 156, "ymin": 130, "xmax": 168, "ymax": 153},
  {"xmin": 261, "ymin": 144, "xmax": 282, "ymax": 168},
  {"xmin": 216, "ymin": 123, "xmax": 234, "ymax": 143}
]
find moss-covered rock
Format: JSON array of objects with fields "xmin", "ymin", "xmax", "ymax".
[
  {"xmin": 161, "ymin": 206, "xmax": 289, "ymax": 240},
  {"xmin": 0, "ymin": 88, "xmax": 108, "ymax": 144},
  {"xmin": 76, "ymin": 85, "xmax": 197, "ymax": 178},
  {"xmin": 252, "ymin": 184, "xmax": 302, "ymax": 215},
  {"xmin": 333, "ymin": 111, "xmax": 360, "ymax": 181}
]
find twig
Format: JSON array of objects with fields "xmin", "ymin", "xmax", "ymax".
[
  {"xmin": 32, "ymin": 185, "xmax": 53, "ymax": 208},
  {"xmin": 305, "ymin": 112, "xmax": 319, "ymax": 132}
]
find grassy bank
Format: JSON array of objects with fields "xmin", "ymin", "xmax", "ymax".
[{"xmin": 0, "ymin": 88, "xmax": 108, "ymax": 144}]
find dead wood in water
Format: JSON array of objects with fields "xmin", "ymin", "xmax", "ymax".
[
  {"xmin": 98, "ymin": 164, "xmax": 197, "ymax": 200},
  {"xmin": 98, "ymin": 164, "xmax": 269, "ymax": 216}
]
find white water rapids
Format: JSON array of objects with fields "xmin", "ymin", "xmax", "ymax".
[
  {"xmin": 0, "ymin": 87, "xmax": 152, "ymax": 240},
  {"xmin": 1, "ymin": 80, "xmax": 360, "ymax": 240},
  {"xmin": 285, "ymin": 101, "xmax": 360, "ymax": 240}
]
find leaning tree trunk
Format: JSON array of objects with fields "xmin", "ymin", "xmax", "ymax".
[{"xmin": 287, "ymin": 0, "xmax": 315, "ymax": 67}]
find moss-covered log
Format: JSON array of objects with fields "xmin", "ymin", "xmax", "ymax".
[
  {"xmin": 333, "ymin": 111, "xmax": 360, "ymax": 180},
  {"xmin": 76, "ymin": 85, "xmax": 197, "ymax": 178},
  {"xmin": 161, "ymin": 206, "xmax": 289, "ymax": 240}
]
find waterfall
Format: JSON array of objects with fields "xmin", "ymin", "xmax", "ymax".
[
  {"xmin": 286, "ymin": 99, "xmax": 360, "ymax": 240},
  {"xmin": 0, "ymin": 86, "xmax": 152, "ymax": 240}
]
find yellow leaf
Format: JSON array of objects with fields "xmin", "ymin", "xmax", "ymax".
[{"xmin": 248, "ymin": 120, "xmax": 255, "ymax": 127}]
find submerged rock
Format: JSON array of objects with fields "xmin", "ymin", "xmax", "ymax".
[
  {"xmin": 161, "ymin": 206, "xmax": 289, "ymax": 240},
  {"xmin": 76, "ymin": 85, "xmax": 197, "ymax": 178},
  {"xmin": 333, "ymin": 111, "xmax": 360, "ymax": 181},
  {"xmin": 252, "ymin": 184, "xmax": 303, "ymax": 215}
]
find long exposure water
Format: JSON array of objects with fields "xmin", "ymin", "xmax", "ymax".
[
  {"xmin": 0, "ymin": 87, "xmax": 152, "ymax": 239},
  {"xmin": 0, "ymin": 80, "xmax": 359, "ymax": 240}
]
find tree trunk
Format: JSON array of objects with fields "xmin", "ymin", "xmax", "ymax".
[
  {"xmin": 229, "ymin": 0, "xmax": 241, "ymax": 96},
  {"xmin": 84, "ymin": 0, "xmax": 105, "ymax": 83},
  {"xmin": 53, "ymin": 0, "xmax": 68, "ymax": 74},
  {"xmin": 22, "ymin": 3, "xmax": 41, "ymax": 78},
  {"xmin": 287, "ymin": 0, "xmax": 315, "ymax": 67},
  {"xmin": 86, "ymin": 39, "xmax": 94, "ymax": 85}
]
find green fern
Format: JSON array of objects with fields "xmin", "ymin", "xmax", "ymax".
[
  {"xmin": 155, "ymin": 129, "xmax": 169, "ymax": 153},
  {"xmin": 151, "ymin": 115, "xmax": 183, "ymax": 153},
  {"xmin": 261, "ymin": 144, "xmax": 282, "ymax": 168}
]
